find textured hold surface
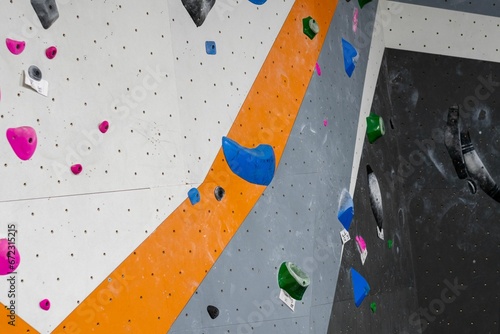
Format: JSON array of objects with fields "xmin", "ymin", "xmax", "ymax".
[
  {"xmin": 181, "ymin": 0, "xmax": 216, "ymax": 27},
  {"xmin": 350, "ymin": 268, "xmax": 370, "ymax": 307},
  {"xmin": 222, "ymin": 136, "xmax": 275, "ymax": 186},
  {"xmin": 5, "ymin": 38, "xmax": 25, "ymax": 55},
  {"xmin": 342, "ymin": 38, "xmax": 358, "ymax": 77},
  {"xmin": 6, "ymin": 126, "xmax": 38, "ymax": 161},
  {"xmin": 31, "ymin": 0, "xmax": 60, "ymax": 29},
  {"xmin": 0, "ymin": 238, "xmax": 21, "ymax": 275}
]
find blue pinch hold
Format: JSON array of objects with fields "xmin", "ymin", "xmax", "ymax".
[
  {"xmin": 342, "ymin": 38, "xmax": 358, "ymax": 77},
  {"xmin": 222, "ymin": 136, "xmax": 275, "ymax": 186},
  {"xmin": 205, "ymin": 41, "xmax": 216, "ymax": 55},
  {"xmin": 338, "ymin": 189, "xmax": 354, "ymax": 231},
  {"xmin": 188, "ymin": 188, "xmax": 201, "ymax": 205},
  {"xmin": 351, "ymin": 268, "xmax": 370, "ymax": 307}
]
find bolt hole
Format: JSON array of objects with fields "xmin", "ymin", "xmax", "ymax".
[{"xmin": 28, "ymin": 138, "xmax": 33, "ymax": 143}]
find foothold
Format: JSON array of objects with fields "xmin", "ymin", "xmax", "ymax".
[
  {"xmin": 338, "ymin": 189, "xmax": 354, "ymax": 230},
  {"xmin": 28, "ymin": 65, "xmax": 43, "ymax": 81},
  {"xmin": 39, "ymin": 299, "xmax": 51, "ymax": 311},
  {"xmin": 71, "ymin": 164, "xmax": 83, "ymax": 175},
  {"xmin": 315, "ymin": 62, "xmax": 322, "ymax": 76},
  {"xmin": 31, "ymin": 0, "xmax": 60, "ymax": 29},
  {"xmin": 358, "ymin": 0, "xmax": 373, "ymax": 9},
  {"xmin": 45, "ymin": 46, "xmax": 57, "ymax": 59},
  {"xmin": 365, "ymin": 113, "xmax": 385, "ymax": 143},
  {"xmin": 6, "ymin": 38, "xmax": 26, "ymax": 55},
  {"xmin": 205, "ymin": 41, "xmax": 216, "ymax": 55},
  {"xmin": 302, "ymin": 16, "xmax": 319, "ymax": 40},
  {"xmin": 0, "ymin": 238, "xmax": 21, "ymax": 275},
  {"xmin": 353, "ymin": 8, "xmax": 359, "ymax": 32},
  {"xmin": 355, "ymin": 235, "xmax": 367, "ymax": 252},
  {"xmin": 367, "ymin": 165, "xmax": 384, "ymax": 240},
  {"xmin": 222, "ymin": 136, "xmax": 276, "ymax": 186},
  {"xmin": 214, "ymin": 186, "xmax": 225, "ymax": 201},
  {"xmin": 248, "ymin": 0, "xmax": 267, "ymax": 4},
  {"xmin": 350, "ymin": 268, "xmax": 370, "ymax": 307},
  {"xmin": 342, "ymin": 38, "xmax": 358, "ymax": 77},
  {"xmin": 188, "ymin": 188, "xmax": 201, "ymax": 205},
  {"xmin": 278, "ymin": 262, "xmax": 310, "ymax": 301},
  {"xmin": 387, "ymin": 239, "xmax": 393, "ymax": 249},
  {"xmin": 181, "ymin": 0, "xmax": 216, "ymax": 27},
  {"xmin": 99, "ymin": 121, "xmax": 109, "ymax": 133},
  {"xmin": 323, "ymin": 119, "xmax": 328, "ymax": 127},
  {"xmin": 6, "ymin": 126, "xmax": 37, "ymax": 161},
  {"xmin": 207, "ymin": 305, "xmax": 219, "ymax": 319},
  {"xmin": 370, "ymin": 302, "xmax": 377, "ymax": 313}
]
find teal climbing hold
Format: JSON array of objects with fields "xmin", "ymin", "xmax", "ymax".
[
  {"xmin": 350, "ymin": 268, "xmax": 370, "ymax": 307},
  {"xmin": 222, "ymin": 136, "xmax": 275, "ymax": 186},
  {"xmin": 342, "ymin": 38, "xmax": 358, "ymax": 77}
]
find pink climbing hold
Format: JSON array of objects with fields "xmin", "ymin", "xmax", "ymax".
[
  {"xmin": 315, "ymin": 62, "xmax": 322, "ymax": 76},
  {"xmin": 0, "ymin": 238, "xmax": 21, "ymax": 275},
  {"xmin": 45, "ymin": 46, "xmax": 57, "ymax": 59},
  {"xmin": 71, "ymin": 164, "xmax": 83, "ymax": 175},
  {"xmin": 6, "ymin": 126, "xmax": 37, "ymax": 161},
  {"xmin": 353, "ymin": 8, "xmax": 359, "ymax": 33},
  {"xmin": 6, "ymin": 38, "xmax": 26, "ymax": 55},
  {"xmin": 39, "ymin": 299, "xmax": 51, "ymax": 311},
  {"xmin": 355, "ymin": 235, "xmax": 367, "ymax": 252},
  {"xmin": 98, "ymin": 120, "xmax": 109, "ymax": 133},
  {"xmin": 323, "ymin": 119, "xmax": 328, "ymax": 127}
]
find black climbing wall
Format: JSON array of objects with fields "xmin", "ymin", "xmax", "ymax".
[{"xmin": 329, "ymin": 48, "xmax": 500, "ymax": 334}]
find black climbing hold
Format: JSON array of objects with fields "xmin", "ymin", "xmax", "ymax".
[
  {"xmin": 181, "ymin": 0, "xmax": 216, "ymax": 27},
  {"xmin": 444, "ymin": 105, "xmax": 468, "ymax": 179},
  {"xmin": 467, "ymin": 179, "xmax": 477, "ymax": 194},
  {"xmin": 207, "ymin": 305, "xmax": 219, "ymax": 319},
  {"xmin": 214, "ymin": 186, "xmax": 225, "ymax": 201},
  {"xmin": 31, "ymin": 0, "xmax": 60, "ymax": 29},
  {"xmin": 367, "ymin": 165, "xmax": 384, "ymax": 240},
  {"xmin": 28, "ymin": 65, "xmax": 42, "ymax": 81}
]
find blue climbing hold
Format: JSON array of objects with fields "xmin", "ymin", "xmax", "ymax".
[
  {"xmin": 338, "ymin": 189, "xmax": 354, "ymax": 230},
  {"xmin": 351, "ymin": 268, "xmax": 370, "ymax": 307},
  {"xmin": 248, "ymin": 0, "xmax": 267, "ymax": 4},
  {"xmin": 342, "ymin": 38, "xmax": 358, "ymax": 77},
  {"xmin": 205, "ymin": 41, "xmax": 216, "ymax": 55},
  {"xmin": 188, "ymin": 188, "xmax": 200, "ymax": 205},
  {"xmin": 222, "ymin": 136, "xmax": 275, "ymax": 186}
]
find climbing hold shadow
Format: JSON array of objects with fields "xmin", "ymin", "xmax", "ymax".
[
  {"xmin": 0, "ymin": 239, "xmax": 20, "ymax": 275},
  {"xmin": 6, "ymin": 38, "xmax": 26, "ymax": 55},
  {"xmin": 342, "ymin": 38, "xmax": 358, "ymax": 77},
  {"xmin": 444, "ymin": 105, "xmax": 468, "ymax": 179},
  {"xmin": 337, "ymin": 189, "xmax": 354, "ymax": 231},
  {"xmin": 99, "ymin": 121, "xmax": 109, "ymax": 134},
  {"xmin": 188, "ymin": 188, "xmax": 201, "ymax": 205},
  {"xmin": 39, "ymin": 299, "xmax": 51, "ymax": 311},
  {"xmin": 222, "ymin": 136, "xmax": 275, "ymax": 186},
  {"xmin": 366, "ymin": 113, "xmax": 385, "ymax": 143},
  {"xmin": 205, "ymin": 41, "xmax": 216, "ymax": 55},
  {"xmin": 214, "ymin": 186, "xmax": 225, "ymax": 201},
  {"xmin": 278, "ymin": 262, "xmax": 310, "ymax": 301},
  {"xmin": 71, "ymin": 164, "xmax": 83, "ymax": 175},
  {"xmin": 181, "ymin": 0, "xmax": 216, "ymax": 27},
  {"xmin": 367, "ymin": 165, "xmax": 384, "ymax": 240},
  {"xmin": 207, "ymin": 305, "xmax": 219, "ymax": 319},
  {"xmin": 28, "ymin": 65, "xmax": 43, "ymax": 81},
  {"xmin": 45, "ymin": 46, "xmax": 57, "ymax": 59},
  {"xmin": 31, "ymin": 0, "xmax": 59, "ymax": 29},
  {"xmin": 6, "ymin": 126, "xmax": 37, "ymax": 161},
  {"xmin": 302, "ymin": 16, "xmax": 319, "ymax": 40},
  {"xmin": 350, "ymin": 267, "xmax": 370, "ymax": 307},
  {"xmin": 358, "ymin": 0, "xmax": 373, "ymax": 8}
]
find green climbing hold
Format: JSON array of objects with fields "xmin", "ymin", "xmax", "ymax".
[
  {"xmin": 359, "ymin": 0, "xmax": 373, "ymax": 8},
  {"xmin": 277, "ymin": 262, "xmax": 310, "ymax": 301},
  {"xmin": 388, "ymin": 239, "xmax": 393, "ymax": 249},
  {"xmin": 370, "ymin": 302, "xmax": 377, "ymax": 313},
  {"xmin": 302, "ymin": 16, "xmax": 319, "ymax": 40},
  {"xmin": 366, "ymin": 113, "xmax": 385, "ymax": 144}
]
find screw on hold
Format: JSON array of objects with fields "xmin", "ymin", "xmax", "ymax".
[
  {"xmin": 71, "ymin": 164, "xmax": 83, "ymax": 175},
  {"xmin": 39, "ymin": 299, "xmax": 51, "ymax": 311},
  {"xmin": 387, "ymin": 239, "xmax": 393, "ymax": 249},
  {"xmin": 28, "ymin": 65, "xmax": 42, "ymax": 81},
  {"xmin": 207, "ymin": 305, "xmax": 219, "ymax": 319},
  {"xmin": 46, "ymin": 46, "xmax": 57, "ymax": 59},
  {"xmin": 370, "ymin": 302, "xmax": 376, "ymax": 313},
  {"xmin": 99, "ymin": 120, "xmax": 109, "ymax": 134},
  {"xmin": 214, "ymin": 186, "xmax": 225, "ymax": 201}
]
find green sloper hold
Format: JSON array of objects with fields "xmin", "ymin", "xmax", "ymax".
[
  {"xmin": 366, "ymin": 113, "xmax": 385, "ymax": 143},
  {"xmin": 278, "ymin": 262, "xmax": 310, "ymax": 300},
  {"xmin": 388, "ymin": 239, "xmax": 393, "ymax": 249},
  {"xmin": 370, "ymin": 302, "xmax": 377, "ymax": 313},
  {"xmin": 359, "ymin": 0, "xmax": 373, "ymax": 9}
]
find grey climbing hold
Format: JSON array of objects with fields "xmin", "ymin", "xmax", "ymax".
[
  {"xmin": 31, "ymin": 0, "xmax": 59, "ymax": 29},
  {"xmin": 28, "ymin": 66, "xmax": 42, "ymax": 81},
  {"xmin": 214, "ymin": 186, "xmax": 225, "ymax": 201},
  {"xmin": 207, "ymin": 305, "xmax": 219, "ymax": 319},
  {"xmin": 181, "ymin": 0, "xmax": 216, "ymax": 27}
]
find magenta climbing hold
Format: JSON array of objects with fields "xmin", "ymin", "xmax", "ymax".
[
  {"xmin": 353, "ymin": 8, "xmax": 359, "ymax": 32},
  {"xmin": 39, "ymin": 299, "xmax": 51, "ymax": 311},
  {"xmin": 99, "ymin": 121, "xmax": 109, "ymax": 133},
  {"xmin": 45, "ymin": 46, "xmax": 57, "ymax": 59},
  {"xmin": 71, "ymin": 164, "xmax": 83, "ymax": 175},
  {"xmin": 355, "ymin": 235, "xmax": 367, "ymax": 252},
  {"xmin": 6, "ymin": 38, "xmax": 26, "ymax": 55},
  {"xmin": 323, "ymin": 119, "xmax": 328, "ymax": 127},
  {"xmin": 0, "ymin": 238, "xmax": 21, "ymax": 275},
  {"xmin": 6, "ymin": 126, "xmax": 37, "ymax": 160},
  {"xmin": 315, "ymin": 62, "xmax": 322, "ymax": 76}
]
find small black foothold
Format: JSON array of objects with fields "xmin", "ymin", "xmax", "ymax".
[
  {"xmin": 207, "ymin": 305, "xmax": 219, "ymax": 319},
  {"xmin": 214, "ymin": 186, "xmax": 225, "ymax": 201},
  {"xmin": 390, "ymin": 118, "xmax": 394, "ymax": 129},
  {"xmin": 28, "ymin": 65, "xmax": 42, "ymax": 81}
]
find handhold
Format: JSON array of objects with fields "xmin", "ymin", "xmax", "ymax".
[
  {"xmin": 222, "ymin": 136, "xmax": 275, "ymax": 186},
  {"xmin": 350, "ymin": 268, "xmax": 370, "ymax": 307},
  {"xmin": 315, "ymin": 62, "xmax": 322, "ymax": 76},
  {"xmin": 31, "ymin": 0, "xmax": 59, "ymax": 29},
  {"xmin": 444, "ymin": 105, "xmax": 468, "ymax": 179},
  {"xmin": 338, "ymin": 189, "xmax": 354, "ymax": 231},
  {"xmin": 342, "ymin": 38, "xmax": 358, "ymax": 77},
  {"xmin": 71, "ymin": 164, "xmax": 83, "ymax": 175},
  {"xmin": 358, "ymin": 0, "xmax": 373, "ymax": 9},
  {"xmin": 28, "ymin": 65, "xmax": 43, "ymax": 81},
  {"xmin": 45, "ymin": 46, "xmax": 57, "ymax": 59},
  {"xmin": 303, "ymin": 16, "xmax": 319, "ymax": 40},
  {"xmin": 365, "ymin": 113, "xmax": 385, "ymax": 143},
  {"xmin": 278, "ymin": 262, "xmax": 310, "ymax": 301},
  {"xmin": 353, "ymin": 8, "xmax": 359, "ymax": 32},
  {"xmin": 370, "ymin": 302, "xmax": 376, "ymax": 313},
  {"xmin": 188, "ymin": 188, "xmax": 201, "ymax": 205},
  {"xmin": 39, "ymin": 299, "xmax": 51, "ymax": 311},
  {"xmin": 367, "ymin": 165, "xmax": 384, "ymax": 240},
  {"xmin": 6, "ymin": 126, "xmax": 37, "ymax": 161},
  {"xmin": 181, "ymin": 0, "xmax": 216, "ymax": 27},
  {"xmin": 6, "ymin": 38, "xmax": 26, "ymax": 55},
  {"xmin": 355, "ymin": 235, "xmax": 366, "ymax": 253},
  {"xmin": 323, "ymin": 119, "xmax": 328, "ymax": 127},
  {"xmin": 207, "ymin": 305, "xmax": 219, "ymax": 319},
  {"xmin": 214, "ymin": 186, "xmax": 225, "ymax": 201},
  {"xmin": 0, "ymin": 238, "xmax": 21, "ymax": 275},
  {"xmin": 99, "ymin": 121, "xmax": 109, "ymax": 133},
  {"xmin": 205, "ymin": 41, "xmax": 216, "ymax": 55},
  {"xmin": 387, "ymin": 239, "xmax": 393, "ymax": 249},
  {"xmin": 248, "ymin": 0, "xmax": 267, "ymax": 4}
]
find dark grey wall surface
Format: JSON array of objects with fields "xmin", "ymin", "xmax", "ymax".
[
  {"xmin": 393, "ymin": 0, "xmax": 500, "ymax": 17},
  {"xmin": 330, "ymin": 48, "xmax": 500, "ymax": 334}
]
